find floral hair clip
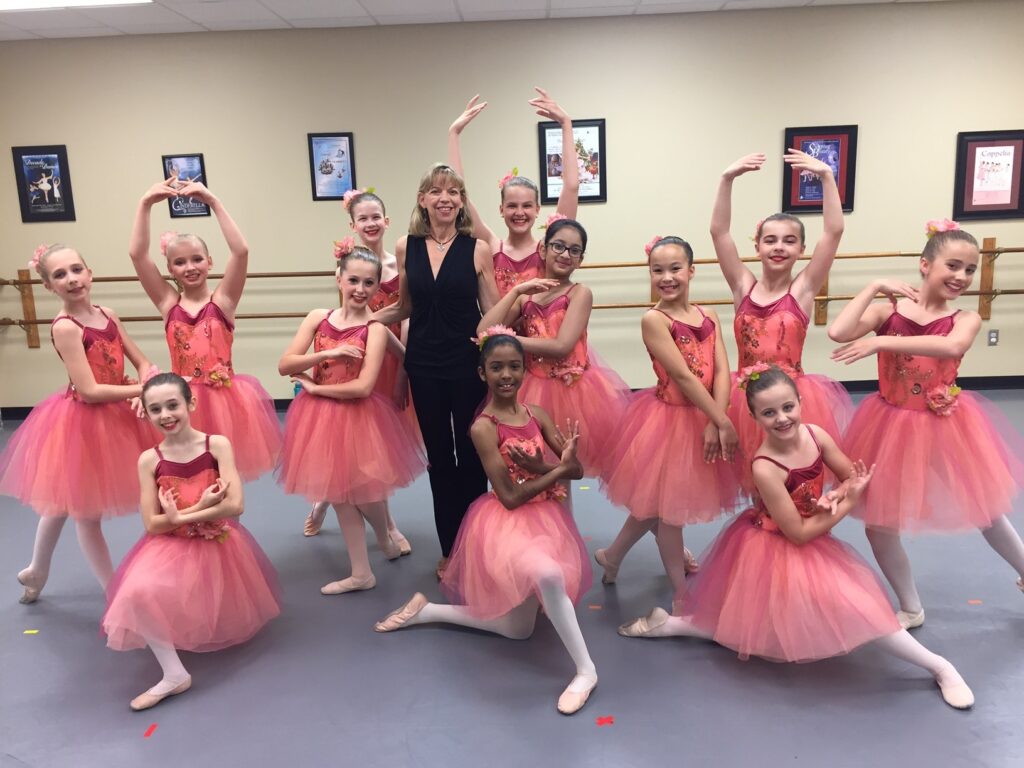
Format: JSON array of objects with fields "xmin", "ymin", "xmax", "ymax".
[
  {"xmin": 333, "ymin": 236, "xmax": 355, "ymax": 260},
  {"xmin": 538, "ymin": 212, "xmax": 568, "ymax": 230},
  {"xmin": 750, "ymin": 218, "xmax": 766, "ymax": 242},
  {"xmin": 643, "ymin": 235, "xmax": 664, "ymax": 257},
  {"xmin": 159, "ymin": 231, "xmax": 178, "ymax": 257},
  {"xmin": 142, "ymin": 365, "xmax": 162, "ymax": 384},
  {"xmin": 341, "ymin": 187, "xmax": 376, "ymax": 211},
  {"xmin": 471, "ymin": 324, "xmax": 517, "ymax": 350},
  {"xmin": 925, "ymin": 218, "xmax": 961, "ymax": 239},
  {"xmin": 28, "ymin": 243, "xmax": 49, "ymax": 273},
  {"xmin": 497, "ymin": 167, "xmax": 519, "ymax": 188},
  {"xmin": 737, "ymin": 362, "xmax": 773, "ymax": 390}
]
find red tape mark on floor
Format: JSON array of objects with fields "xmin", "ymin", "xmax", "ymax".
[
  {"xmin": 967, "ymin": 599, "xmax": 983, "ymax": 605},
  {"xmin": 144, "ymin": 724, "xmax": 157, "ymax": 739},
  {"xmin": 596, "ymin": 716, "xmax": 615, "ymax": 726}
]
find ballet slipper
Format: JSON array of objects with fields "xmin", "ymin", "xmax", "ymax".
[
  {"xmin": 129, "ymin": 676, "xmax": 192, "ymax": 712},
  {"xmin": 374, "ymin": 592, "xmax": 428, "ymax": 632},
  {"xmin": 684, "ymin": 548, "xmax": 700, "ymax": 574},
  {"xmin": 17, "ymin": 568, "xmax": 45, "ymax": 605},
  {"xmin": 391, "ymin": 533, "xmax": 412, "ymax": 557},
  {"xmin": 1016, "ymin": 578, "xmax": 1024, "ymax": 594},
  {"xmin": 435, "ymin": 557, "xmax": 449, "ymax": 581},
  {"xmin": 618, "ymin": 607, "xmax": 669, "ymax": 638},
  {"xmin": 556, "ymin": 674, "xmax": 598, "ymax": 716},
  {"xmin": 303, "ymin": 504, "xmax": 328, "ymax": 537},
  {"xmin": 379, "ymin": 536, "xmax": 402, "ymax": 561},
  {"xmin": 594, "ymin": 549, "xmax": 619, "ymax": 585},
  {"xmin": 937, "ymin": 679, "xmax": 975, "ymax": 710},
  {"xmin": 896, "ymin": 609, "xmax": 925, "ymax": 630},
  {"xmin": 320, "ymin": 575, "xmax": 376, "ymax": 595}
]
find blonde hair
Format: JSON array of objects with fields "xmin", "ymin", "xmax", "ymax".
[
  {"xmin": 35, "ymin": 244, "xmax": 86, "ymax": 282},
  {"xmin": 408, "ymin": 163, "xmax": 475, "ymax": 238},
  {"xmin": 163, "ymin": 232, "xmax": 210, "ymax": 259}
]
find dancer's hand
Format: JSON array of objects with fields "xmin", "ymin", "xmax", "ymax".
[
  {"xmin": 873, "ymin": 279, "xmax": 920, "ymax": 308},
  {"xmin": 702, "ymin": 422, "xmax": 720, "ymax": 463},
  {"xmin": 556, "ymin": 419, "xmax": 580, "ymax": 466},
  {"xmin": 815, "ymin": 489, "xmax": 841, "ymax": 516},
  {"xmin": 129, "ymin": 396, "xmax": 145, "ymax": 418},
  {"xmin": 450, "ymin": 95, "xmax": 487, "ymax": 135},
  {"xmin": 158, "ymin": 486, "xmax": 181, "ymax": 522},
  {"xmin": 323, "ymin": 344, "xmax": 364, "ymax": 360},
  {"xmin": 784, "ymin": 148, "xmax": 833, "ymax": 179},
  {"xmin": 141, "ymin": 178, "xmax": 179, "ymax": 205},
  {"xmin": 723, "ymin": 153, "xmax": 766, "ymax": 180},
  {"xmin": 198, "ymin": 479, "xmax": 230, "ymax": 509},
  {"xmin": 844, "ymin": 461, "xmax": 875, "ymax": 504},
  {"xmin": 290, "ymin": 373, "xmax": 318, "ymax": 394},
  {"xmin": 528, "ymin": 87, "xmax": 569, "ymax": 126},
  {"xmin": 831, "ymin": 337, "xmax": 880, "ymax": 365},
  {"xmin": 718, "ymin": 421, "xmax": 739, "ymax": 463},
  {"xmin": 175, "ymin": 180, "xmax": 215, "ymax": 204},
  {"xmin": 515, "ymin": 278, "xmax": 560, "ymax": 296},
  {"xmin": 509, "ymin": 442, "xmax": 548, "ymax": 474}
]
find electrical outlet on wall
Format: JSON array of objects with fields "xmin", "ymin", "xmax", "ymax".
[{"xmin": 988, "ymin": 329, "xmax": 999, "ymax": 346}]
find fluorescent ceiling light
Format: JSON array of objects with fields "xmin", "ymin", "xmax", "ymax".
[{"xmin": 0, "ymin": 0, "xmax": 152, "ymax": 10}]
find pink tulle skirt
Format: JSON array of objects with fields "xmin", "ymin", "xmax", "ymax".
[
  {"xmin": 729, "ymin": 373, "xmax": 852, "ymax": 490},
  {"xmin": 600, "ymin": 389, "xmax": 745, "ymax": 525},
  {"xmin": 375, "ymin": 353, "xmax": 424, "ymax": 446},
  {"xmin": 441, "ymin": 494, "xmax": 592, "ymax": 620},
  {"xmin": 190, "ymin": 375, "xmax": 282, "ymax": 481},
  {"xmin": 0, "ymin": 392, "xmax": 156, "ymax": 520},
  {"xmin": 102, "ymin": 520, "xmax": 281, "ymax": 652},
  {"xmin": 678, "ymin": 511, "xmax": 900, "ymax": 662},
  {"xmin": 518, "ymin": 355, "xmax": 630, "ymax": 476},
  {"xmin": 278, "ymin": 391, "xmax": 426, "ymax": 505},
  {"xmin": 845, "ymin": 392, "xmax": 1024, "ymax": 532}
]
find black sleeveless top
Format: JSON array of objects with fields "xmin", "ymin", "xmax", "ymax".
[{"xmin": 404, "ymin": 234, "xmax": 482, "ymax": 379}]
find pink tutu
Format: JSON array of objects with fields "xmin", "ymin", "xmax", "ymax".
[
  {"xmin": 102, "ymin": 520, "xmax": 280, "ymax": 652},
  {"xmin": 845, "ymin": 392, "xmax": 1024, "ymax": 532},
  {"xmin": 0, "ymin": 393, "xmax": 156, "ymax": 520},
  {"xmin": 190, "ymin": 374, "xmax": 282, "ymax": 481},
  {"xmin": 441, "ymin": 494, "xmax": 592, "ymax": 620},
  {"xmin": 679, "ymin": 511, "xmax": 900, "ymax": 662},
  {"xmin": 729, "ymin": 373, "xmax": 852, "ymax": 489},
  {"xmin": 600, "ymin": 389, "xmax": 745, "ymax": 525},
  {"xmin": 278, "ymin": 391, "xmax": 426, "ymax": 504},
  {"xmin": 517, "ymin": 353, "xmax": 630, "ymax": 477},
  {"xmin": 375, "ymin": 353, "xmax": 424, "ymax": 446}
]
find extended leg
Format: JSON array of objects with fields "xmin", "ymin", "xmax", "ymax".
[
  {"xmin": 865, "ymin": 526, "xmax": 923, "ymax": 627},
  {"xmin": 18, "ymin": 515, "xmax": 67, "ymax": 603},
  {"xmin": 75, "ymin": 520, "xmax": 114, "ymax": 590}
]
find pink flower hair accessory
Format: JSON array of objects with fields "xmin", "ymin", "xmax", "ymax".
[
  {"xmin": 333, "ymin": 237, "xmax": 355, "ymax": 260},
  {"xmin": 538, "ymin": 212, "xmax": 568, "ymax": 230},
  {"xmin": 644, "ymin": 235, "xmax": 664, "ymax": 257},
  {"xmin": 750, "ymin": 218, "xmax": 766, "ymax": 242},
  {"xmin": 925, "ymin": 219, "xmax": 961, "ymax": 239},
  {"xmin": 497, "ymin": 167, "xmax": 519, "ymax": 189},
  {"xmin": 142, "ymin": 365, "xmax": 162, "ymax": 384},
  {"xmin": 736, "ymin": 362, "xmax": 773, "ymax": 390},
  {"xmin": 28, "ymin": 243, "xmax": 49, "ymax": 273},
  {"xmin": 159, "ymin": 231, "xmax": 178, "ymax": 257},
  {"xmin": 471, "ymin": 324, "xmax": 517, "ymax": 350}
]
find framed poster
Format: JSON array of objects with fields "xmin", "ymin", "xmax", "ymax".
[
  {"xmin": 12, "ymin": 144, "xmax": 76, "ymax": 223},
  {"xmin": 161, "ymin": 153, "xmax": 210, "ymax": 218},
  {"xmin": 308, "ymin": 133, "xmax": 356, "ymax": 201},
  {"xmin": 782, "ymin": 125, "xmax": 857, "ymax": 213},
  {"xmin": 952, "ymin": 130, "xmax": 1024, "ymax": 220},
  {"xmin": 537, "ymin": 118, "xmax": 606, "ymax": 205}
]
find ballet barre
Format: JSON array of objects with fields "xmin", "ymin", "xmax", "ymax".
[{"xmin": 2, "ymin": 240, "xmax": 1021, "ymax": 349}]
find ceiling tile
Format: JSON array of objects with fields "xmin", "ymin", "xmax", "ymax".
[
  {"xmin": 636, "ymin": 2, "xmax": 725, "ymax": 11},
  {"xmin": 75, "ymin": 3, "xmax": 191, "ymax": 25},
  {"xmin": 0, "ymin": 22, "xmax": 38, "ymax": 39},
  {"xmin": 40, "ymin": 26, "xmax": 124, "ymax": 38},
  {"xmin": 287, "ymin": 16, "xmax": 376, "ymax": 27},
  {"xmin": 375, "ymin": 11, "xmax": 463, "ymax": 24},
  {"xmin": 362, "ymin": 0, "xmax": 458, "ymax": 13},
  {"xmin": 0, "ymin": 8, "xmax": 99, "ymax": 30},
  {"xmin": 456, "ymin": 0, "xmax": 546, "ymax": 9},
  {"xmin": 460, "ymin": 9, "xmax": 549, "ymax": 20},
  {"xmin": 722, "ymin": 0, "xmax": 808, "ymax": 8},
  {"xmin": 259, "ymin": 0, "xmax": 369, "ymax": 19},
  {"xmin": 552, "ymin": 0, "xmax": 638, "ymax": 7},
  {"xmin": 551, "ymin": 5, "xmax": 638, "ymax": 17},
  {"xmin": 167, "ymin": 1, "xmax": 281, "ymax": 24}
]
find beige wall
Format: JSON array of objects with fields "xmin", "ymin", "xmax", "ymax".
[{"xmin": 2, "ymin": 0, "xmax": 1023, "ymax": 406}]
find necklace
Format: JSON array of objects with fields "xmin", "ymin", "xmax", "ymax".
[{"xmin": 429, "ymin": 231, "xmax": 457, "ymax": 252}]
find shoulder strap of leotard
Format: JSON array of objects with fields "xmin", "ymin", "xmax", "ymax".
[
  {"xmin": 805, "ymin": 424, "xmax": 822, "ymax": 454},
  {"xmin": 204, "ymin": 434, "xmax": 211, "ymax": 452},
  {"xmin": 52, "ymin": 314, "xmax": 84, "ymax": 330},
  {"xmin": 752, "ymin": 454, "xmax": 789, "ymax": 473},
  {"xmin": 154, "ymin": 444, "xmax": 165, "ymax": 461},
  {"xmin": 475, "ymin": 412, "xmax": 499, "ymax": 425}
]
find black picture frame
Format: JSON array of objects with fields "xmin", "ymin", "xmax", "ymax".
[
  {"xmin": 781, "ymin": 125, "xmax": 857, "ymax": 213},
  {"xmin": 537, "ymin": 118, "xmax": 606, "ymax": 205},
  {"xmin": 12, "ymin": 144, "xmax": 76, "ymax": 223},
  {"xmin": 161, "ymin": 153, "xmax": 211, "ymax": 218},
  {"xmin": 952, "ymin": 130, "xmax": 1024, "ymax": 221},
  {"xmin": 307, "ymin": 133, "xmax": 356, "ymax": 201}
]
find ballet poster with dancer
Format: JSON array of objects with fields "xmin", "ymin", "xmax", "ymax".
[
  {"xmin": 782, "ymin": 125, "xmax": 858, "ymax": 213},
  {"xmin": 12, "ymin": 145, "xmax": 76, "ymax": 223},
  {"xmin": 307, "ymin": 133, "xmax": 356, "ymax": 201},
  {"xmin": 953, "ymin": 130, "xmax": 1024, "ymax": 221},
  {"xmin": 161, "ymin": 154, "xmax": 211, "ymax": 218},
  {"xmin": 537, "ymin": 118, "xmax": 607, "ymax": 204}
]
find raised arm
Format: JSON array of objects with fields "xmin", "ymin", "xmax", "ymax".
[
  {"xmin": 710, "ymin": 153, "xmax": 764, "ymax": 301},
  {"xmin": 530, "ymin": 87, "xmax": 579, "ymax": 220},
  {"xmin": 832, "ymin": 310, "xmax": 980, "ymax": 365},
  {"xmin": 448, "ymin": 95, "xmax": 498, "ymax": 248},
  {"xmin": 372, "ymin": 238, "xmax": 413, "ymax": 326},
  {"xmin": 828, "ymin": 280, "xmax": 917, "ymax": 342},
  {"xmin": 52, "ymin": 321, "xmax": 142, "ymax": 404},
  {"xmin": 293, "ymin": 322, "xmax": 388, "ymax": 401},
  {"xmin": 789, "ymin": 148, "xmax": 845, "ymax": 306},
  {"xmin": 129, "ymin": 180, "xmax": 182, "ymax": 316},
  {"xmin": 176, "ymin": 182, "xmax": 249, "ymax": 317},
  {"xmin": 474, "ymin": 239, "xmax": 499, "ymax": 314},
  {"xmin": 516, "ymin": 284, "xmax": 593, "ymax": 359},
  {"xmin": 477, "ymin": 285, "xmax": 527, "ymax": 334}
]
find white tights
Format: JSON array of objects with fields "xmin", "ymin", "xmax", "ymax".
[
  {"xmin": 146, "ymin": 640, "xmax": 190, "ymax": 695},
  {"xmin": 867, "ymin": 516, "xmax": 1024, "ymax": 613},
  {"xmin": 20, "ymin": 516, "xmax": 114, "ymax": 594},
  {"xmin": 331, "ymin": 501, "xmax": 393, "ymax": 583}
]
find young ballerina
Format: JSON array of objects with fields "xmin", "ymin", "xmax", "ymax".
[
  {"xmin": 596, "ymin": 236, "xmax": 742, "ymax": 591},
  {"xmin": 303, "ymin": 189, "xmax": 419, "ymax": 548},
  {"xmin": 278, "ymin": 247, "xmax": 426, "ymax": 595},
  {"xmin": 448, "ymin": 88, "xmax": 580, "ymax": 296},
  {"xmin": 829, "ymin": 222, "xmax": 1024, "ymax": 628},
  {"xmin": 1, "ymin": 244, "xmax": 156, "ymax": 603},
  {"xmin": 476, "ymin": 219, "xmax": 629, "ymax": 476},
  {"xmin": 710, "ymin": 151, "xmax": 852, "ymax": 485},
  {"xmin": 101, "ymin": 373, "xmax": 280, "ymax": 711},
  {"xmin": 129, "ymin": 178, "xmax": 282, "ymax": 480},
  {"xmin": 374, "ymin": 331, "xmax": 598, "ymax": 715},
  {"xmin": 619, "ymin": 367, "xmax": 974, "ymax": 710}
]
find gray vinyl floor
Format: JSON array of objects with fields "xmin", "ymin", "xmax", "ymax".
[{"xmin": 2, "ymin": 392, "xmax": 1023, "ymax": 768}]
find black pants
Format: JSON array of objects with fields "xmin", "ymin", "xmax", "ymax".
[{"xmin": 407, "ymin": 374, "xmax": 489, "ymax": 557}]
